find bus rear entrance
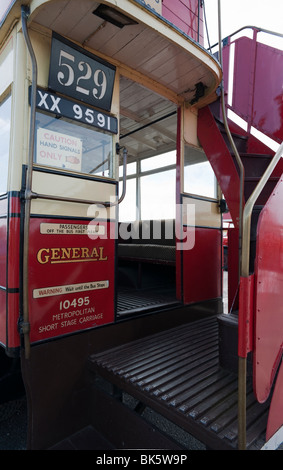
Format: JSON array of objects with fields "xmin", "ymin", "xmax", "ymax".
[{"xmin": 0, "ymin": 0, "xmax": 282, "ymax": 451}]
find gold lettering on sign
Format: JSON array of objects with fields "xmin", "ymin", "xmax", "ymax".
[{"xmin": 37, "ymin": 247, "xmax": 108, "ymax": 264}]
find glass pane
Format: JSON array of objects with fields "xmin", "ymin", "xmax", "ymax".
[
  {"xmin": 141, "ymin": 169, "xmax": 176, "ymax": 220},
  {"xmin": 35, "ymin": 111, "xmax": 114, "ymax": 177},
  {"xmin": 184, "ymin": 146, "xmax": 216, "ymax": 198},
  {"xmin": 119, "ymin": 161, "xmax": 136, "ymax": 177},
  {"xmin": 0, "ymin": 95, "xmax": 11, "ymax": 194},
  {"xmin": 118, "ymin": 178, "xmax": 136, "ymax": 222},
  {"xmin": 141, "ymin": 151, "xmax": 176, "ymax": 172}
]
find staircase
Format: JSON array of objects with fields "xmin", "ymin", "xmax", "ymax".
[
  {"xmin": 202, "ymin": 102, "xmax": 283, "ymax": 299},
  {"xmin": 197, "ymin": 27, "xmax": 283, "ymax": 446},
  {"xmin": 199, "ymin": 105, "xmax": 280, "ymax": 274},
  {"xmin": 197, "ymin": 103, "xmax": 282, "ymax": 375},
  {"xmin": 198, "ymin": 27, "xmax": 283, "ymax": 282},
  {"xmin": 202, "ymin": 102, "xmax": 283, "ymax": 266}
]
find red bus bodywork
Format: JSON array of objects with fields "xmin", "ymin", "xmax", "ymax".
[{"xmin": 0, "ymin": 0, "xmax": 282, "ymax": 451}]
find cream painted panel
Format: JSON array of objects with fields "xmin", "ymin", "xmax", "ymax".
[
  {"xmin": 30, "ymin": 198, "xmax": 117, "ymax": 219},
  {"xmin": 30, "ymin": 28, "xmax": 51, "ymax": 88},
  {"xmin": 31, "ymin": 169, "xmax": 117, "ymax": 218},
  {"xmin": 182, "ymin": 195, "xmax": 221, "ymax": 229},
  {"xmin": 0, "ymin": 36, "xmax": 13, "ymax": 97},
  {"xmin": 145, "ymin": 0, "xmax": 162, "ymax": 14},
  {"xmin": 183, "ymin": 106, "xmax": 198, "ymax": 147},
  {"xmin": 9, "ymin": 30, "xmax": 29, "ymax": 192}
]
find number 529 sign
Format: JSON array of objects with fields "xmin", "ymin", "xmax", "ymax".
[{"xmin": 48, "ymin": 33, "xmax": 116, "ymax": 112}]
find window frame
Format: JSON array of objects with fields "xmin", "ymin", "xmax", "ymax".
[
  {"xmin": 0, "ymin": 92, "xmax": 12, "ymax": 195},
  {"xmin": 34, "ymin": 108, "xmax": 116, "ymax": 180},
  {"xmin": 118, "ymin": 150, "xmax": 176, "ymax": 222},
  {"xmin": 183, "ymin": 143, "xmax": 218, "ymax": 201}
]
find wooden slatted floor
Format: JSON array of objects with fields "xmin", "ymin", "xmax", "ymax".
[
  {"xmin": 117, "ymin": 288, "xmax": 179, "ymax": 317},
  {"xmin": 88, "ymin": 316, "xmax": 270, "ymax": 450}
]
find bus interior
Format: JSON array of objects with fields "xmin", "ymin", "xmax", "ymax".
[{"xmin": 116, "ymin": 76, "xmax": 218, "ymax": 320}]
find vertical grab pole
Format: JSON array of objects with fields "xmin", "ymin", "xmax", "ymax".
[
  {"xmin": 217, "ymin": 0, "xmax": 246, "ymax": 449},
  {"xmin": 21, "ymin": 6, "xmax": 38, "ymax": 359}
]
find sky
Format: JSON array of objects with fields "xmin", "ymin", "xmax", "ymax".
[{"xmin": 203, "ymin": 0, "xmax": 283, "ymax": 50}]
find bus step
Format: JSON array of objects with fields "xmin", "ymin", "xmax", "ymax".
[{"xmin": 88, "ymin": 316, "xmax": 269, "ymax": 450}]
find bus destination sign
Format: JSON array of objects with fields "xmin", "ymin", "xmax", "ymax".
[
  {"xmin": 48, "ymin": 33, "xmax": 116, "ymax": 112},
  {"xmin": 33, "ymin": 87, "xmax": 118, "ymax": 134}
]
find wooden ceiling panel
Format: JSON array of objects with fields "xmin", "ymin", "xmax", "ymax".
[
  {"xmin": 65, "ymin": 4, "xmax": 102, "ymax": 43},
  {"xmin": 50, "ymin": 1, "xmax": 96, "ymax": 37},
  {"xmin": 113, "ymin": 28, "xmax": 163, "ymax": 65},
  {"xmin": 138, "ymin": 43, "xmax": 185, "ymax": 76},
  {"xmin": 88, "ymin": 23, "xmax": 145, "ymax": 57},
  {"xmin": 32, "ymin": 0, "xmax": 69, "ymax": 29}
]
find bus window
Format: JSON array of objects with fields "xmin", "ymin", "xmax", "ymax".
[
  {"xmin": 119, "ymin": 177, "xmax": 137, "ymax": 222},
  {"xmin": 140, "ymin": 152, "xmax": 175, "ymax": 172},
  {"xmin": 140, "ymin": 168, "xmax": 175, "ymax": 220},
  {"xmin": 184, "ymin": 145, "xmax": 216, "ymax": 198},
  {"xmin": 0, "ymin": 95, "xmax": 11, "ymax": 194},
  {"xmin": 118, "ymin": 151, "xmax": 176, "ymax": 222},
  {"xmin": 35, "ymin": 111, "xmax": 114, "ymax": 178}
]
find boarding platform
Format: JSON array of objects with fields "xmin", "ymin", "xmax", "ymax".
[{"xmin": 88, "ymin": 316, "xmax": 270, "ymax": 450}]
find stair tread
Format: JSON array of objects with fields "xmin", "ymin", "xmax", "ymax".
[
  {"xmin": 235, "ymin": 153, "xmax": 274, "ymax": 157},
  {"xmin": 245, "ymin": 176, "xmax": 279, "ymax": 181}
]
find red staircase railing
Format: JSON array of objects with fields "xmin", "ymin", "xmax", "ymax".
[{"xmin": 221, "ymin": 26, "xmax": 283, "ymax": 153}]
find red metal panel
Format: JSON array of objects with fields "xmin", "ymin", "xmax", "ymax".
[
  {"xmin": 266, "ymin": 361, "xmax": 283, "ymax": 441},
  {"xmin": 28, "ymin": 218, "xmax": 115, "ymax": 343},
  {"xmin": 252, "ymin": 42, "xmax": 283, "ymax": 144},
  {"xmin": 197, "ymin": 106, "xmax": 242, "ymax": 228},
  {"xmin": 253, "ymin": 176, "xmax": 283, "ymax": 403},
  {"xmin": 182, "ymin": 227, "xmax": 221, "ymax": 304},
  {"xmin": 232, "ymin": 37, "xmax": 255, "ymax": 122},
  {"xmin": 227, "ymin": 228, "xmax": 239, "ymax": 311},
  {"xmin": 223, "ymin": 32, "xmax": 283, "ymax": 146},
  {"xmin": 0, "ymin": 199, "xmax": 8, "ymax": 289},
  {"xmin": 0, "ymin": 198, "xmax": 7, "ymax": 347},
  {"xmin": 0, "ymin": 218, "xmax": 7, "ymax": 289},
  {"xmin": 6, "ymin": 216, "xmax": 21, "ymax": 349},
  {"xmin": 8, "ymin": 204, "xmax": 20, "ymax": 289},
  {"xmin": 238, "ymin": 274, "xmax": 254, "ymax": 357},
  {"xmin": 5, "ymin": 195, "xmax": 21, "ymax": 349},
  {"xmin": 7, "ymin": 293, "xmax": 20, "ymax": 349},
  {"xmin": 162, "ymin": 0, "xmax": 203, "ymax": 43},
  {"xmin": 222, "ymin": 41, "xmax": 230, "ymax": 98},
  {"xmin": 0, "ymin": 290, "xmax": 6, "ymax": 346}
]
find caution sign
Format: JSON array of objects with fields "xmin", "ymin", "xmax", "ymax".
[{"xmin": 36, "ymin": 128, "xmax": 82, "ymax": 171}]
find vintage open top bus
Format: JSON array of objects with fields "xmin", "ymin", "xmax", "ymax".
[{"xmin": 0, "ymin": 0, "xmax": 282, "ymax": 450}]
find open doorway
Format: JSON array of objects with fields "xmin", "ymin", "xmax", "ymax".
[{"xmin": 116, "ymin": 77, "xmax": 179, "ymax": 318}]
